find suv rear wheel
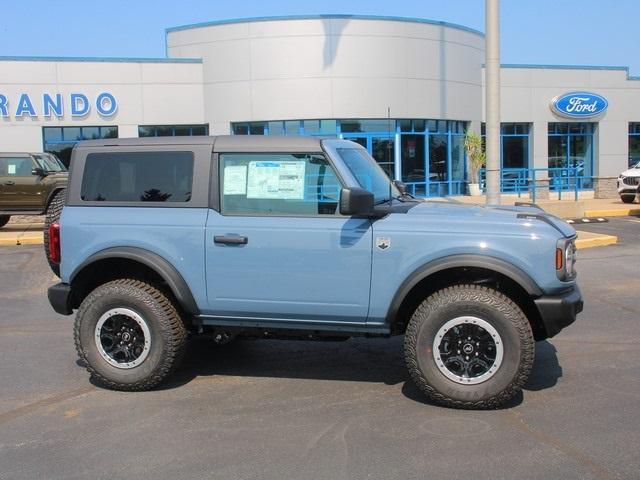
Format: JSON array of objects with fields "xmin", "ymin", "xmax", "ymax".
[
  {"xmin": 404, "ymin": 284, "xmax": 534, "ymax": 409},
  {"xmin": 0, "ymin": 215, "xmax": 10, "ymax": 228},
  {"xmin": 44, "ymin": 189, "xmax": 65, "ymax": 276},
  {"xmin": 74, "ymin": 279, "xmax": 187, "ymax": 391}
]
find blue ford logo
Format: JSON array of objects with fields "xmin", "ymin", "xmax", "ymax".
[{"xmin": 551, "ymin": 91, "xmax": 608, "ymax": 118}]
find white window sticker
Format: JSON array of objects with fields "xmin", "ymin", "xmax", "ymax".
[
  {"xmin": 223, "ymin": 165, "xmax": 247, "ymax": 195},
  {"xmin": 247, "ymin": 161, "xmax": 305, "ymax": 199},
  {"xmin": 7, "ymin": 164, "xmax": 16, "ymax": 175}
]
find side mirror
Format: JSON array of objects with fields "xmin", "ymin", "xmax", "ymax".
[
  {"xmin": 393, "ymin": 180, "xmax": 407, "ymax": 195},
  {"xmin": 32, "ymin": 167, "xmax": 47, "ymax": 177},
  {"xmin": 339, "ymin": 187, "xmax": 374, "ymax": 216}
]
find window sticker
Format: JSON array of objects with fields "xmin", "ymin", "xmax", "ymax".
[
  {"xmin": 223, "ymin": 165, "xmax": 247, "ymax": 195},
  {"xmin": 247, "ymin": 161, "xmax": 305, "ymax": 199},
  {"xmin": 7, "ymin": 164, "xmax": 16, "ymax": 175}
]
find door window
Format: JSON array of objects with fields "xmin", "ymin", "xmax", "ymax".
[
  {"xmin": 219, "ymin": 153, "xmax": 342, "ymax": 216},
  {"xmin": 0, "ymin": 157, "xmax": 34, "ymax": 177}
]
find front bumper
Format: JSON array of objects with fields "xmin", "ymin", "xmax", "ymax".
[
  {"xmin": 48, "ymin": 282, "xmax": 73, "ymax": 315},
  {"xmin": 534, "ymin": 285, "xmax": 583, "ymax": 339}
]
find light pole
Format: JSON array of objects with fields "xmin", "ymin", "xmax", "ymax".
[{"xmin": 485, "ymin": 0, "xmax": 501, "ymax": 204}]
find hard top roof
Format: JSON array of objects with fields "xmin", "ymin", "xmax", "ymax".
[{"xmin": 76, "ymin": 135, "xmax": 327, "ymax": 152}]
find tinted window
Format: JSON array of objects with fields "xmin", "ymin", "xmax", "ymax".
[
  {"xmin": 0, "ymin": 156, "xmax": 34, "ymax": 176},
  {"xmin": 220, "ymin": 153, "xmax": 341, "ymax": 216},
  {"xmin": 81, "ymin": 151, "xmax": 193, "ymax": 203}
]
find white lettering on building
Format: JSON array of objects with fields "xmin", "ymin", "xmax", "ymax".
[{"xmin": 565, "ymin": 97, "xmax": 598, "ymax": 113}]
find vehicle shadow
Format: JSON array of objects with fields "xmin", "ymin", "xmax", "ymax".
[
  {"xmin": 158, "ymin": 337, "xmax": 562, "ymax": 404},
  {"xmin": 163, "ymin": 336, "xmax": 408, "ymax": 389}
]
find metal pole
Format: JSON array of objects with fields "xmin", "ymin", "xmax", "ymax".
[{"xmin": 485, "ymin": 0, "xmax": 501, "ymax": 204}]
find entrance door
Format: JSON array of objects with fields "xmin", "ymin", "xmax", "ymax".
[
  {"xmin": 400, "ymin": 134, "xmax": 426, "ymax": 196},
  {"xmin": 204, "ymin": 152, "xmax": 373, "ymax": 324}
]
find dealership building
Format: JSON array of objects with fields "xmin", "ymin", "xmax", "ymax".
[{"xmin": 1, "ymin": 14, "xmax": 639, "ymax": 198}]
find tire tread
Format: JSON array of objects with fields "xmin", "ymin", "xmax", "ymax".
[
  {"xmin": 404, "ymin": 284, "xmax": 534, "ymax": 409},
  {"xmin": 74, "ymin": 278, "xmax": 187, "ymax": 391}
]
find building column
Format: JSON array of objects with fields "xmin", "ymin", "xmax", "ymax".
[{"xmin": 594, "ymin": 121, "xmax": 627, "ymax": 198}]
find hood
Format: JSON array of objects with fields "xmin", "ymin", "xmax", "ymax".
[
  {"xmin": 46, "ymin": 171, "xmax": 69, "ymax": 181},
  {"xmin": 406, "ymin": 200, "xmax": 576, "ymax": 238},
  {"xmin": 620, "ymin": 165, "xmax": 640, "ymax": 177}
]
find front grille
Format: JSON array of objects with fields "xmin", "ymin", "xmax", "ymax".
[{"xmin": 622, "ymin": 176, "xmax": 640, "ymax": 186}]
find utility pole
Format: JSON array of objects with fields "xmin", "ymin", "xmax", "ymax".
[{"xmin": 485, "ymin": 0, "xmax": 501, "ymax": 204}]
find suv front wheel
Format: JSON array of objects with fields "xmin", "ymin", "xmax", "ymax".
[
  {"xmin": 74, "ymin": 279, "xmax": 187, "ymax": 390},
  {"xmin": 404, "ymin": 284, "xmax": 534, "ymax": 409}
]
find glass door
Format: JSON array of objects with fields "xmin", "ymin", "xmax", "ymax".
[
  {"xmin": 569, "ymin": 135, "xmax": 593, "ymax": 188},
  {"xmin": 401, "ymin": 134, "xmax": 426, "ymax": 196}
]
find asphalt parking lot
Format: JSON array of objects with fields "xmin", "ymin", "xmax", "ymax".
[{"xmin": 0, "ymin": 218, "xmax": 639, "ymax": 480}]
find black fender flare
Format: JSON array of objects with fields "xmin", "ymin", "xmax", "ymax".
[
  {"xmin": 70, "ymin": 247, "xmax": 199, "ymax": 314},
  {"xmin": 385, "ymin": 254, "xmax": 542, "ymax": 325}
]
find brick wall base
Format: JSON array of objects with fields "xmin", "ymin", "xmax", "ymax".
[{"xmin": 593, "ymin": 177, "xmax": 619, "ymax": 199}]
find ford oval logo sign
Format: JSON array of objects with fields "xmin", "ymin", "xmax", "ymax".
[{"xmin": 551, "ymin": 91, "xmax": 608, "ymax": 118}]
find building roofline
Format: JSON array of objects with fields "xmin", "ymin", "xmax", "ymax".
[
  {"xmin": 165, "ymin": 14, "xmax": 484, "ymax": 37},
  {"xmin": 499, "ymin": 63, "xmax": 640, "ymax": 80},
  {"xmin": 0, "ymin": 55, "xmax": 202, "ymax": 64}
]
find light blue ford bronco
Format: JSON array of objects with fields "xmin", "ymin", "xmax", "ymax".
[{"xmin": 47, "ymin": 136, "xmax": 582, "ymax": 409}]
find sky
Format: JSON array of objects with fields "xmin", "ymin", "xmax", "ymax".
[{"xmin": 1, "ymin": 0, "xmax": 638, "ymax": 75}]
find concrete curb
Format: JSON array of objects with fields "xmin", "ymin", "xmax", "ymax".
[
  {"xmin": 575, "ymin": 231, "xmax": 618, "ymax": 249},
  {"xmin": 0, "ymin": 234, "xmax": 44, "ymax": 246},
  {"xmin": 584, "ymin": 208, "xmax": 640, "ymax": 218}
]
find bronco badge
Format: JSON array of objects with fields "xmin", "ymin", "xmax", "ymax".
[{"xmin": 376, "ymin": 236, "xmax": 391, "ymax": 250}]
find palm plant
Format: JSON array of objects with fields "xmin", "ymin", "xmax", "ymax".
[{"xmin": 464, "ymin": 131, "xmax": 486, "ymax": 185}]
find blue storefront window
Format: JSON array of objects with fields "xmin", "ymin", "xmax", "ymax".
[
  {"xmin": 548, "ymin": 122, "xmax": 594, "ymax": 190},
  {"xmin": 139, "ymin": 124, "xmax": 209, "ymax": 137},
  {"xmin": 629, "ymin": 123, "xmax": 640, "ymax": 167},
  {"xmin": 43, "ymin": 125, "xmax": 118, "ymax": 167},
  {"xmin": 231, "ymin": 118, "xmax": 468, "ymax": 197}
]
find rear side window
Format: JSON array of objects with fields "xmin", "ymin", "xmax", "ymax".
[{"xmin": 81, "ymin": 151, "xmax": 193, "ymax": 203}]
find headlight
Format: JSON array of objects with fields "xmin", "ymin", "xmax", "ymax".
[
  {"xmin": 556, "ymin": 238, "xmax": 577, "ymax": 281},
  {"xmin": 565, "ymin": 241, "xmax": 576, "ymax": 277}
]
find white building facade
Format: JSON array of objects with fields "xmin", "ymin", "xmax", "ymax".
[{"xmin": 1, "ymin": 15, "xmax": 638, "ymax": 197}]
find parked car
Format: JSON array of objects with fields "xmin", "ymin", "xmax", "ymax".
[
  {"xmin": 47, "ymin": 136, "xmax": 582, "ymax": 409},
  {"xmin": 0, "ymin": 152, "xmax": 68, "ymax": 274},
  {"xmin": 617, "ymin": 161, "xmax": 640, "ymax": 203}
]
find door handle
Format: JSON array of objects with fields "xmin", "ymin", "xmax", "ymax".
[
  {"xmin": 4, "ymin": 181, "xmax": 15, "ymax": 186},
  {"xmin": 214, "ymin": 235, "xmax": 248, "ymax": 245}
]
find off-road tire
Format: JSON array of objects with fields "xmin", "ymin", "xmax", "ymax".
[
  {"xmin": 0, "ymin": 215, "xmax": 10, "ymax": 228},
  {"xmin": 620, "ymin": 194, "xmax": 636, "ymax": 204},
  {"xmin": 44, "ymin": 189, "xmax": 65, "ymax": 277},
  {"xmin": 404, "ymin": 284, "xmax": 534, "ymax": 409},
  {"xmin": 74, "ymin": 279, "xmax": 188, "ymax": 391}
]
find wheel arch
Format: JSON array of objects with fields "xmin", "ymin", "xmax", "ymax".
[
  {"xmin": 44, "ymin": 186, "xmax": 66, "ymax": 210},
  {"xmin": 387, "ymin": 254, "xmax": 547, "ymax": 339},
  {"xmin": 69, "ymin": 247, "xmax": 199, "ymax": 315}
]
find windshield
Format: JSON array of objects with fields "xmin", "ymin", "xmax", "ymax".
[
  {"xmin": 335, "ymin": 147, "xmax": 399, "ymax": 203},
  {"xmin": 34, "ymin": 153, "xmax": 66, "ymax": 172}
]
